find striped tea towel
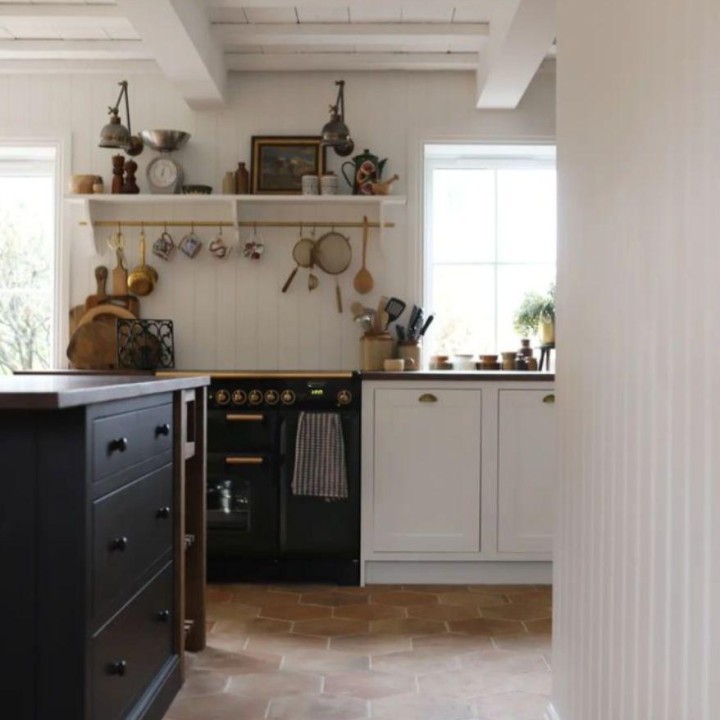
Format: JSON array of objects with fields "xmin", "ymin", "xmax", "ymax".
[{"xmin": 292, "ymin": 412, "xmax": 348, "ymax": 499}]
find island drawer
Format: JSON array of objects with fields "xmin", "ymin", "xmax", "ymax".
[
  {"xmin": 92, "ymin": 464, "xmax": 173, "ymax": 619},
  {"xmin": 91, "ymin": 562, "xmax": 175, "ymax": 720},
  {"xmin": 92, "ymin": 401, "xmax": 173, "ymax": 482}
]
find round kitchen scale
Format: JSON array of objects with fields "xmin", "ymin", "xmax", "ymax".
[{"xmin": 140, "ymin": 130, "xmax": 191, "ymax": 194}]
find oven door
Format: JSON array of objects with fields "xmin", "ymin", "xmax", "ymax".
[
  {"xmin": 207, "ymin": 452, "xmax": 278, "ymax": 555},
  {"xmin": 279, "ymin": 411, "xmax": 360, "ymax": 558}
]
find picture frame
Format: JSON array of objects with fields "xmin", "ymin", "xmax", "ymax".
[{"xmin": 251, "ymin": 136, "xmax": 326, "ymax": 194}]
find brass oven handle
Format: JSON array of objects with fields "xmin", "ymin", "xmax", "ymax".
[
  {"xmin": 543, "ymin": 394, "xmax": 556, "ymax": 404},
  {"xmin": 225, "ymin": 456, "xmax": 264, "ymax": 465},
  {"xmin": 418, "ymin": 393, "xmax": 438, "ymax": 403},
  {"xmin": 226, "ymin": 414, "xmax": 265, "ymax": 422}
]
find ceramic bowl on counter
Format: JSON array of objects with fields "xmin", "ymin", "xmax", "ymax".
[{"xmin": 453, "ymin": 354, "xmax": 476, "ymax": 371}]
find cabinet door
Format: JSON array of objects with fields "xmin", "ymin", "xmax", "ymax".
[
  {"xmin": 373, "ymin": 388, "xmax": 482, "ymax": 552},
  {"xmin": 497, "ymin": 390, "xmax": 556, "ymax": 554}
]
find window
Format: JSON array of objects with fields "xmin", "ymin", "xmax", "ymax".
[
  {"xmin": 0, "ymin": 145, "xmax": 58, "ymax": 374},
  {"xmin": 424, "ymin": 144, "xmax": 556, "ymax": 357}
]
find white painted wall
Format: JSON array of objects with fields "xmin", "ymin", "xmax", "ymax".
[
  {"xmin": 553, "ymin": 1, "xmax": 720, "ymax": 719},
  {"xmin": 0, "ymin": 68, "xmax": 554, "ymax": 369}
]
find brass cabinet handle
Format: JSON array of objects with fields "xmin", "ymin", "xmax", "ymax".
[
  {"xmin": 226, "ymin": 414, "xmax": 265, "ymax": 422},
  {"xmin": 418, "ymin": 393, "xmax": 438, "ymax": 403},
  {"xmin": 225, "ymin": 456, "xmax": 264, "ymax": 465},
  {"xmin": 543, "ymin": 394, "xmax": 556, "ymax": 404}
]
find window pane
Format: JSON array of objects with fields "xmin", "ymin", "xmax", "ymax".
[
  {"xmin": 496, "ymin": 265, "xmax": 556, "ymax": 352},
  {"xmin": 0, "ymin": 174, "xmax": 54, "ymax": 374},
  {"xmin": 497, "ymin": 169, "xmax": 556, "ymax": 264},
  {"xmin": 428, "ymin": 265, "xmax": 495, "ymax": 356},
  {"xmin": 431, "ymin": 169, "xmax": 496, "ymax": 263}
]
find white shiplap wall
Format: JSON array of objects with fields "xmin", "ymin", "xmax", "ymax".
[
  {"xmin": 0, "ymin": 69, "xmax": 555, "ymax": 369},
  {"xmin": 553, "ymin": 0, "xmax": 720, "ymax": 719}
]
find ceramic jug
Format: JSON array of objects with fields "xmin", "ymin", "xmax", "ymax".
[{"xmin": 341, "ymin": 149, "xmax": 387, "ymax": 195}]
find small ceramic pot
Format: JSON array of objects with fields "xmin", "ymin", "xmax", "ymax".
[{"xmin": 301, "ymin": 175, "xmax": 319, "ymax": 195}]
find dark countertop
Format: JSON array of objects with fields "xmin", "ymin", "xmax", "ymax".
[
  {"xmin": 360, "ymin": 370, "xmax": 555, "ymax": 381},
  {"xmin": 155, "ymin": 370, "xmax": 554, "ymax": 381},
  {"xmin": 0, "ymin": 375, "xmax": 210, "ymax": 410}
]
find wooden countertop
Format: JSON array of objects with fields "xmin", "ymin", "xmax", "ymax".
[
  {"xmin": 0, "ymin": 375, "xmax": 210, "ymax": 410},
  {"xmin": 361, "ymin": 370, "xmax": 555, "ymax": 381}
]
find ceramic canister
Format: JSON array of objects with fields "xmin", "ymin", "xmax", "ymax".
[
  {"xmin": 302, "ymin": 175, "xmax": 319, "ymax": 195},
  {"xmin": 320, "ymin": 173, "xmax": 339, "ymax": 195}
]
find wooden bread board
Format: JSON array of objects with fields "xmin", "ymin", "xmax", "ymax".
[{"xmin": 67, "ymin": 304, "xmax": 138, "ymax": 370}]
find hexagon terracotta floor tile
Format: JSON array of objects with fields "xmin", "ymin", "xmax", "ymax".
[{"xmin": 163, "ymin": 583, "xmax": 552, "ymax": 720}]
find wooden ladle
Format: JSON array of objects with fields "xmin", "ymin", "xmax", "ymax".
[{"xmin": 353, "ymin": 216, "xmax": 374, "ymax": 295}]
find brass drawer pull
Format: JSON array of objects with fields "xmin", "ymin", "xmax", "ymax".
[
  {"xmin": 225, "ymin": 456, "xmax": 264, "ymax": 466},
  {"xmin": 543, "ymin": 394, "xmax": 556, "ymax": 404},
  {"xmin": 226, "ymin": 414, "xmax": 265, "ymax": 423},
  {"xmin": 418, "ymin": 393, "xmax": 438, "ymax": 403}
]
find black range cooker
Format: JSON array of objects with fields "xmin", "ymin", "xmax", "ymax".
[{"xmin": 206, "ymin": 372, "xmax": 360, "ymax": 585}]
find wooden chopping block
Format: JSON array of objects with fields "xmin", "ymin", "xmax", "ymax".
[
  {"xmin": 66, "ymin": 322, "xmax": 117, "ymax": 369},
  {"xmin": 87, "ymin": 294, "xmax": 140, "ymax": 317},
  {"xmin": 112, "ymin": 248, "xmax": 128, "ymax": 295},
  {"xmin": 66, "ymin": 304, "xmax": 138, "ymax": 370},
  {"xmin": 84, "ymin": 265, "xmax": 108, "ymax": 309},
  {"xmin": 68, "ymin": 303, "xmax": 86, "ymax": 336}
]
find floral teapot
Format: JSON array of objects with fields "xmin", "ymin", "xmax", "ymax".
[{"xmin": 341, "ymin": 149, "xmax": 387, "ymax": 195}]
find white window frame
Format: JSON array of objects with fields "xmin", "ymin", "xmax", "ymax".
[
  {"xmin": 423, "ymin": 143, "xmax": 556, "ymax": 353},
  {"xmin": 0, "ymin": 134, "xmax": 69, "ymax": 368}
]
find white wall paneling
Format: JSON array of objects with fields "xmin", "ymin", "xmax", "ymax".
[
  {"xmin": 0, "ymin": 69, "xmax": 554, "ymax": 369},
  {"xmin": 554, "ymin": 0, "xmax": 720, "ymax": 718}
]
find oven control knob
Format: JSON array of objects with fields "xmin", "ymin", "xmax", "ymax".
[
  {"xmin": 281, "ymin": 390, "xmax": 296, "ymax": 405},
  {"xmin": 232, "ymin": 390, "xmax": 247, "ymax": 406},
  {"xmin": 248, "ymin": 389, "xmax": 263, "ymax": 406},
  {"xmin": 337, "ymin": 390, "xmax": 352, "ymax": 406},
  {"xmin": 265, "ymin": 389, "xmax": 279, "ymax": 405},
  {"xmin": 214, "ymin": 389, "xmax": 230, "ymax": 406}
]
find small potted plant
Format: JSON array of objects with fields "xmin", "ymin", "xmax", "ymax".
[{"xmin": 513, "ymin": 283, "xmax": 556, "ymax": 345}]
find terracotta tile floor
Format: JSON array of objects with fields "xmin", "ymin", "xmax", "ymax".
[{"xmin": 165, "ymin": 583, "xmax": 552, "ymax": 720}]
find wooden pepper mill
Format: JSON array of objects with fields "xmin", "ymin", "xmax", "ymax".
[
  {"xmin": 111, "ymin": 155, "xmax": 125, "ymax": 194},
  {"xmin": 235, "ymin": 162, "xmax": 249, "ymax": 194},
  {"xmin": 120, "ymin": 159, "xmax": 140, "ymax": 194}
]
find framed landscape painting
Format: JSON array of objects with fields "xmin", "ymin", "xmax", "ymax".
[{"xmin": 251, "ymin": 136, "xmax": 326, "ymax": 194}]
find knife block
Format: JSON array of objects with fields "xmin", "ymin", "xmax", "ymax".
[{"xmin": 360, "ymin": 333, "xmax": 395, "ymax": 371}]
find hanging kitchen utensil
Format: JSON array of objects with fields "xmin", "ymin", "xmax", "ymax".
[
  {"xmin": 108, "ymin": 227, "xmax": 128, "ymax": 295},
  {"xmin": 127, "ymin": 225, "xmax": 158, "ymax": 296},
  {"xmin": 352, "ymin": 215, "xmax": 374, "ymax": 294},
  {"xmin": 307, "ymin": 225, "xmax": 319, "ymax": 292},
  {"xmin": 84, "ymin": 265, "xmax": 108, "ymax": 309},
  {"xmin": 313, "ymin": 229, "xmax": 352, "ymax": 313},
  {"xmin": 282, "ymin": 228, "xmax": 315, "ymax": 293},
  {"xmin": 243, "ymin": 223, "xmax": 265, "ymax": 260}
]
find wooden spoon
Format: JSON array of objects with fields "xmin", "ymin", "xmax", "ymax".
[{"xmin": 353, "ymin": 216, "xmax": 374, "ymax": 295}]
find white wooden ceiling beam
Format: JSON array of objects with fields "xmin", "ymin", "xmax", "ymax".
[
  {"xmin": 210, "ymin": 0, "xmax": 493, "ymax": 8},
  {"xmin": 215, "ymin": 22, "xmax": 489, "ymax": 48},
  {"xmin": 226, "ymin": 52, "xmax": 478, "ymax": 72},
  {"xmin": 116, "ymin": 0, "xmax": 227, "ymax": 110},
  {"xmin": 475, "ymin": 0, "xmax": 556, "ymax": 109},
  {"xmin": 0, "ymin": 4, "xmax": 125, "ymax": 21},
  {"xmin": 0, "ymin": 59, "xmax": 159, "ymax": 75},
  {"xmin": 0, "ymin": 39, "xmax": 150, "ymax": 61}
]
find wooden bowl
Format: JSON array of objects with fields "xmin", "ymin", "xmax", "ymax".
[{"xmin": 68, "ymin": 174, "xmax": 99, "ymax": 194}]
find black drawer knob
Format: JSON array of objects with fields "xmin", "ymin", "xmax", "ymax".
[
  {"xmin": 109, "ymin": 437, "xmax": 128, "ymax": 453},
  {"xmin": 155, "ymin": 423, "xmax": 171, "ymax": 437},
  {"xmin": 156, "ymin": 506, "xmax": 171, "ymax": 519},
  {"xmin": 110, "ymin": 536, "xmax": 128, "ymax": 552},
  {"xmin": 156, "ymin": 609, "xmax": 171, "ymax": 622},
  {"xmin": 108, "ymin": 660, "xmax": 127, "ymax": 676}
]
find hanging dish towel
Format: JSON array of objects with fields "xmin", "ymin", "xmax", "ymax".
[{"xmin": 292, "ymin": 412, "xmax": 348, "ymax": 499}]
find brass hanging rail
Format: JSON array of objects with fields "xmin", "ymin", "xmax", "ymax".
[{"xmin": 79, "ymin": 219, "xmax": 395, "ymax": 229}]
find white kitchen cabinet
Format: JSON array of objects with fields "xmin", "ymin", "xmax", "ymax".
[
  {"xmin": 372, "ymin": 388, "xmax": 482, "ymax": 552},
  {"xmin": 497, "ymin": 389, "xmax": 556, "ymax": 554},
  {"xmin": 361, "ymin": 378, "xmax": 555, "ymax": 585}
]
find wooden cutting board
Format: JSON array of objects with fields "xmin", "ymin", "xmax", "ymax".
[
  {"xmin": 112, "ymin": 248, "xmax": 128, "ymax": 295},
  {"xmin": 66, "ymin": 322, "xmax": 117, "ymax": 369},
  {"xmin": 84, "ymin": 265, "xmax": 108, "ymax": 308},
  {"xmin": 67, "ymin": 304, "xmax": 138, "ymax": 370}
]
